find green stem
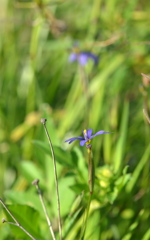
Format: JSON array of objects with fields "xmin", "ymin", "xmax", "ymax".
[
  {"xmin": 80, "ymin": 194, "xmax": 92, "ymax": 240},
  {"xmin": 80, "ymin": 146, "xmax": 95, "ymax": 240},
  {"xmin": 32, "ymin": 179, "xmax": 56, "ymax": 240},
  {"xmin": 143, "ymin": 108, "xmax": 150, "ymax": 124},
  {"xmin": 41, "ymin": 119, "xmax": 62, "ymax": 240},
  {"xmin": 0, "ymin": 199, "xmax": 37, "ymax": 240},
  {"xmin": 87, "ymin": 147, "xmax": 94, "ymax": 195},
  {"xmin": 79, "ymin": 65, "xmax": 90, "ymax": 128}
]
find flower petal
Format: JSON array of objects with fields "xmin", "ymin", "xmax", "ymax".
[
  {"xmin": 91, "ymin": 131, "xmax": 111, "ymax": 139},
  {"xmin": 86, "ymin": 129, "xmax": 93, "ymax": 139},
  {"xmin": 83, "ymin": 129, "xmax": 93, "ymax": 139},
  {"xmin": 65, "ymin": 137, "xmax": 84, "ymax": 144},
  {"xmin": 78, "ymin": 53, "xmax": 88, "ymax": 65},
  {"xmin": 69, "ymin": 53, "xmax": 77, "ymax": 62},
  {"xmin": 85, "ymin": 52, "xmax": 99, "ymax": 65},
  {"xmin": 80, "ymin": 139, "xmax": 89, "ymax": 146}
]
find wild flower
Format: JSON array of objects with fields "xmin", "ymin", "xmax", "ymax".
[
  {"xmin": 65, "ymin": 129, "xmax": 111, "ymax": 147},
  {"xmin": 69, "ymin": 48, "xmax": 98, "ymax": 66}
]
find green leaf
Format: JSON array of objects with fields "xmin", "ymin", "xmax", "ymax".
[
  {"xmin": 33, "ymin": 140, "xmax": 78, "ymax": 168},
  {"xmin": 20, "ymin": 161, "xmax": 45, "ymax": 188},
  {"xmin": 69, "ymin": 183, "xmax": 88, "ymax": 194},
  {"xmin": 51, "ymin": 176, "xmax": 76, "ymax": 216},
  {"xmin": 3, "ymin": 204, "xmax": 42, "ymax": 239},
  {"xmin": 4, "ymin": 190, "xmax": 43, "ymax": 216},
  {"xmin": 123, "ymin": 165, "xmax": 129, "ymax": 175},
  {"xmin": 54, "ymin": 146, "xmax": 77, "ymax": 168},
  {"xmin": 142, "ymin": 228, "xmax": 150, "ymax": 240},
  {"xmin": 126, "ymin": 143, "xmax": 150, "ymax": 193},
  {"xmin": 32, "ymin": 140, "xmax": 51, "ymax": 155},
  {"xmin": 112, "ymin": 101, "xmax": 129, "ymax": 173}
]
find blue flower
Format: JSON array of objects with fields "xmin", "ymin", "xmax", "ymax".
[
  {"xmin": 65, "ymin": 129, "xmax": 111, "ymax": 147},
  {"xmin": 69, "ymin": 50, "xmax": 98, "ymax": 66}
]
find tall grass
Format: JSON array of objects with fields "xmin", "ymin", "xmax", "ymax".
[{"xmin": 0, "ymin": 0, "xmax": 150, "ymax": 239}]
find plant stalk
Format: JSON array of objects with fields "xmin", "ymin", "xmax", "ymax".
[
  {"xmin": 0, "ymin": 198, "xmax": 37, "ymax": 240},
  {"xmin": 32, "ymin": 179, "xmax": 56, "ymax": 240},
  {"xmin": 80, "ymin": 146, "xmax": 95, "ymax": 240},
  {"xmin": 41, "ymin": 119, "xmax": 62, "ymax": 240}
]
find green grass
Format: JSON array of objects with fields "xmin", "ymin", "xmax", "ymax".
[{"xmin": 0, "ymin": 0, "xmax": 150, "ymax": 239}]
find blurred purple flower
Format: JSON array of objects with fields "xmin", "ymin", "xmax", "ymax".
[
  {"xmin": 65, "ymin": 129, "xmax": 111, "ymax": 147},
  {"xmin": 69, "ymin": 52, "xmax": 98, "ymax": 66}
]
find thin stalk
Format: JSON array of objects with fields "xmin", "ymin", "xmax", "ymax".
[
  {"xmin": 80, "ymin": 146, "xmax": 95, "ymax": 240},
  {"xmin": 87, "ymin": 146, "xmax": 95, "ymax": 195},
  {"xmin": 79, "ymin": 65, "xmax": 90, "ymax": 128},
  {"xmin": 0, "ymin": 198, "xmax": 37, "ymax": 240},
  {"xmin": 80, "ymin": 194, "xmax": 92, "ymax": 240},
  {"xmin": 143, "ymin": 108, "xmax": 150, "ymax": 124},
  {"xmin": 41, "ymin": 119, "xmax": 62, "ymax": 240},
  {"xmin": 32, "ymin": 179, "xmax": 56, "ymax": 240},
  {"xmin": 140, "ymin": 75, "xmax": 150, "ymax": 124}
]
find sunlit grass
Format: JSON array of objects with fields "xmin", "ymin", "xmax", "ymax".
[{"xmin": 0, "ymin": 0, "xmax": 150, "ymax": 239}]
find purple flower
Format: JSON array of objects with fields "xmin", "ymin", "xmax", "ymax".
[
  {"xmin": 69, "ymin": 52, "xmax": 98, "ymax": 66},
  {"xmin": 65, "ymin": 129, "xmax": 111, "ymax": 147}
]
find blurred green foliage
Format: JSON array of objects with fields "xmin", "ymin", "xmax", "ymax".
[{"xmin": 0, "ymin": 0, "xmax": 150, "ymax": 239}]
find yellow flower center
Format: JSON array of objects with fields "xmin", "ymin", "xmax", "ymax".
[
  {"xmin": 86, "ymin": 140, "xmax": 91, "ymax": 145},
  {"xmin": 73, "ymin": 47, "xmax": 80, "ymax": 54},
  {"xmin": 83, "ymin": 129, "xmax": 87, "ymax": 134},
  {"xmin": 83, "ymin": 129, "xmax": 91, "ymax": 145}
]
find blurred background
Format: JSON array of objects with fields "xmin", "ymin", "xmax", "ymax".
[{"xmin": 0, "ymin": 0, "xmax": 150, "ymax": 239}]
